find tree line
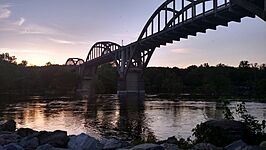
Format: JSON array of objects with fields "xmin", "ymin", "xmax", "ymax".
[
  {"xmin": 0, "ymin": 53, "xmax": 79, "ymax": 95},
  {"xmin": 144, "ymin": 62, "xmax": 266, "ymax": 99},
  {"xmin": 0, "ymin": 53, "xmax": 265, "ymax": 100}
]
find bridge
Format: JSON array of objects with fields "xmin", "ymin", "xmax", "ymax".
[{"xmin": 66, "ymin": 0, "xmax": 266, "ymax": 97}]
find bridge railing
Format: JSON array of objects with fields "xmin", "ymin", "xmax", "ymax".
[{"xmin": 138, "ymin": 0, "xmax": 231, "ymax": 40}]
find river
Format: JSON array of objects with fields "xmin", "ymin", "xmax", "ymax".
[{"xmin": 0, "ymin": 95, "xmax": 265, "ymax": 141}]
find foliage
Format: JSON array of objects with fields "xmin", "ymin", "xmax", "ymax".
[
  {"xmin": 1, "ymin": 53, "xmax": 266, "ymax": 99},
  {"xmin": 95, "ymin": 63, "xmax": 117, "ymax": 94},
  {"xmin": 18, "ymin": 60, "xmax": 28, "ymax": 67},
  {"xmin": 175, "ymin": 138, "xmax": 194, "ymax": 149},
  {"xmin": 0, "ymin": 53, "xmax": 17, "ymax": 64},
  {"xmin": 222, "ymin": 99, "xmax": 234, "ymax": 120},
  {"xmin": 192, "ymin": 121, "xmax": 233, "ymax": 147},
  {"xmin": 144, "ymin": 61, "xmax": 266, "ymax": 99},
  {"xmin": 192, "ymin": 100, "xmax": 266, "ymax": 146},
  {"xmin": 0, "ymin": 57, "xmax": 80, "ymax": 95},
  {"xmin": 45, "ymin": 62, "xmax": 52, "ymax": 66},
  {"xmin": 235, "ymin": 102, "xmax": 266, "ymax": 139}
]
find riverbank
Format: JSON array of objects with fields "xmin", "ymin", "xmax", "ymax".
[{"xmin": 0, "ymin": 120, "xmax": 265, "ymax": 150}]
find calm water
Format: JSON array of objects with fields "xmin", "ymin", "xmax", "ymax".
[{"xmin": 0, "ymin": 95, "xmax": 265, "ymax": 140}]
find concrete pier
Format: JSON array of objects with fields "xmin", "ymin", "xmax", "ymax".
[
  {"xmin": 77, "ymin": 66, "xmax": 97, "ymax": 98},
  {"xmin": 117, "ymin": 68, "xmax": 145, "ymax": 97}
]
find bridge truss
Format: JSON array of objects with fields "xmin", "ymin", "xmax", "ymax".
[{"xmin": 66, "ymin": 0, "xmax": 265, "ymax": 79}]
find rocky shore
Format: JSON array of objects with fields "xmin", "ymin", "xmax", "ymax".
[{"xmin": 0, "ymin": 120, "xmax": 265, "ymax": 150}]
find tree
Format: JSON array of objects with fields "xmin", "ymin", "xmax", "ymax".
[
  {"xmin": 239, "ymin": 61, "xmax": 250, "ymax": 68},
  {"xmin": 216, "ymin": 63, "xmax": 227, "ymax": 67},
  {"xmin": 45, "ymin": 62, "xmax": 52, "ymax": 66},
  {"xmin": 19, "ymin": 60, "xmax": 28, "ymax": 67},
  {"xmin": 260, "ymin": 64, "xmax": 266, "ymax": 70},
  {"xmin": 0, "ymin": 53, "xmax": 17, "ymax": 64},
  {"xmin": 251, "ymin": 63, "xmax": 259, "ymax": 68}
]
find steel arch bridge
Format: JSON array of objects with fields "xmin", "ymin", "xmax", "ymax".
[{"xmin": 66, "ymin": 0, "xmax": 265, "ymax": 96}]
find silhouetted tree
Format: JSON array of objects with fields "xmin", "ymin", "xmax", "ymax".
[
  {"xmin": 45, "ymin": 62, "xmax": 52, "ymax": 66},
  {"xmin": 19, "ymin": 60, "xmax": 28, "ymax": 67},
  {"xmin": 239, "ymin": 61, "xmax": 250, "ymax": 68},
  {"xmin": 260, "ymin": 64, "xmax": 266, "ymax": 70},
  {"xmin": 0, "ymin": 53, "xmax": 17, "ymax": 64}
]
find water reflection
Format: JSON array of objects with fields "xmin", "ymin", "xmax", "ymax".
[
  {"xmin": 118, "ymin": 95, "xmax": 153, "ymax": 141},
  {"xmin": 0, "ymin": 95, "xmax": 265, "ymax": 140}
]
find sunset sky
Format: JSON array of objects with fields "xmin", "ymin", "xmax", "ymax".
[{"xmin": 0, "ymin": 0, "xmax": 265, "ymax": 67}]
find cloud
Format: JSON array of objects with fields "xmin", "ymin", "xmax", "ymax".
[
  {"xmin": 49, "ymin": 38, "xmax": 90, "ymax": 45},
  {"xmin": 0, "ymin": 4, "xmax": 11, "ymax": 19},
  {"xmin": 50, "ymin": 38, "xmax": 75, "ymax": 44},
  {"xmin": 17, "ymin": 17, "xmax": 25, "ymax": 26},
  {"xmin": 20, "ymin": 24, "xmax": 58, "ymax": 35}
]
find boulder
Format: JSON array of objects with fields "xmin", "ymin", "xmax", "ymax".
[
  {"xmin": 242, "ymin": 146, "xmax": 265, "ymax": 150},
  {"xmin": 0, "ymin": 131, "xmax": 13, "ymax": 135},
  {"xmin": 68, "ymin": 133, "xmax": 103, "ymax": 150},
  {"xmin": 225, "ymin": 140, "xmax": 247, "ymax": 150},
  {"xmin": 192, "ymin": 143, "xmax": 217, "ymax": 150},
  {"xmin": 194, "ymin": 119, "xmax": 252, "ymax": 146},
  {"xmin": 260, "ymin": 141, "xmax": 266, "ymax": 148},
  {"xmin": 101, "ymin": 138, "xmax": 130, "ymax": 149},
  {"xmin": 36, "ymin": 144, "xmax": 54, "ymax": 150},
  {"xmin": 160, "ymin": 143, "xmax": 180, "ymax": 150},
  {"xmin": 36, "ymin": 144, "xmax": 69, "ymax": 150},
  {"xmin": 165, "ymin": 136, "xmax": 178, "ymax": 144},
  {"xmin": 19, "ymin": 136, "xmax": 39, "ymax": 150},
  {"xmin": 130, "ymin": 143, "xmax": 164, "ymax": 150},
  {"xmin": 0, "ymin": 120, "xmax": 16, "ymax": 132},
  {"xmin": 3, "ymin": 143, "xmax": 24, "ymax": 150},
  {"xmin": 38, "ymin": 130, "xmax": 69, "ymax": 147},
  {"xmin": 17, "ymin": 128, "xmax": 38, "ymax": 137},
  {"xmin": 0, "ymin": 133, "xmax": 20, "ymax": 145}
]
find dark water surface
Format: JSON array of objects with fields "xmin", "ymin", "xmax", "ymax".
[{"xmin": 0, "ymin": 95, "xmax": 265, "ymax": 140}]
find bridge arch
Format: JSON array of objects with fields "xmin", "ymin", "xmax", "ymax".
[
  {"xmin": 124, "ymin": 0, "xmax": 257, "ymax": 76},
  {"xmin": 65, "ymin": 58, "xmax": 85, "ymax": 66},
  {"xmin": 86, "ymin": 41, "xmax": 121, "ymax": 62}
]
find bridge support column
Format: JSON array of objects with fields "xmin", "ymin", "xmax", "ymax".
[
  {"xmin": 117, "ymin": 68, "xmax": 145, "ymax": 97},
  {"xmin": 77, "ymin": 66, "xmax": 97, "ymax": 98}
]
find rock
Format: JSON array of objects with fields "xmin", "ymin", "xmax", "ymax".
[
  {"xmin": 165, "ymin": 136, "xmax": 178, "ymax": 144},
  {"xmin": 101, "ymin": 138, "xmax": 130, "ymax": 149},
  {"xmin": 17, "ymin": 128, "xmax": 38, "ymax": 137},
  {"xmin": 196, "ymin": 119, "xmax": 252, "ymax": 146},
  {"xmin": 3, "ymin": 143, "xmax": 24, "ymax": 150},
  {"xmin": 0, "ymin": 120, "xmax": 16, "ymax": 132},
  {"xmin": 36, "ymin": 144, "xmax": 69, "ymax": 150},
  {"xmin": 36, "ymin": 144, "xmax": 54, "ymax": 150},
  {"xmin": 260, "ymin": 141, "xmax": 266, "ymax": 148},
  {"xmin": 130, "ymin": 143, "xmax": 164, "ymax": 150},
  {"xmin": 242, "ymin": 146, "xmax": 265, "ymax": 150},
  {"xmin": 68, "ymin": 133, "xmax": 102, "ymax": 150},
  {"xmin": 225, "ymin": 140, "xmax": 247, "ymax": 150},
  {"xmin": 192, "ymin": 143, "xmax": 217, "ymax": 150},
  {"xmin": 160, "ymin": 143, "xmax": 180, "ymax": 150},
  {"xmin": 19, "ymin": 136, "xmax": 39, "ymax": 150},
  {"xmin": 38, "ymin": 130, "xmax": 69, "ymax": 147},
  {"xmin": 0, "ymin": 133, "xmax": 20, "ymax": 145},
  {"xmin": 0, "ymin": 131, "xmax": 13, "ymax": 135}
]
